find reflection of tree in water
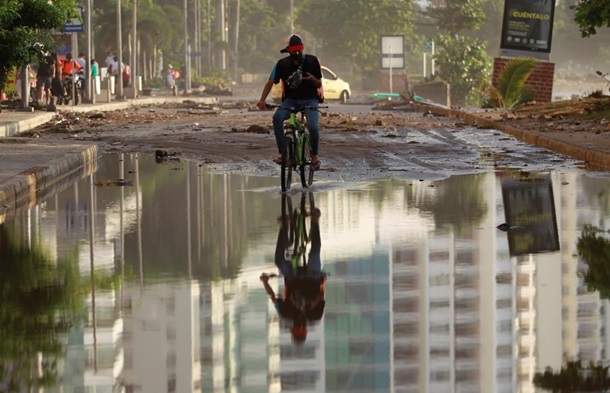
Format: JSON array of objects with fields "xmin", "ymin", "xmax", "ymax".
[
  {"xmin": 533, "ymin": 361, "xmax": 610, "ymax": 392},
  {"xmin": 577, "ymin": 224, "xmax": 610, "ymax": 299},
  {"xmin": 404, "ymin": 175, "xmax": 487, "ymax": 235},
  {"xmin": 0, "ymin": 223, "xmax": 83, "ymax": 391},
  {"xmin": 123, "ymin": 160, "xmax": 279, "ymax": 282},
  {"xmin": 579, "ymin": 176, "xmax": 610, "ymax": 218}
]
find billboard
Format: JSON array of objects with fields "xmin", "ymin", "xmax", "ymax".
[{"xmin": 500, "ymin": 0, "xmax": 555, "ymax": 54}]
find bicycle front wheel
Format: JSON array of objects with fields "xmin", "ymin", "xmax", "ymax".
[
  {"xmin": 281, "ymin": 134, "xmax": 294, "ymax": 192},
  {"xmin": 300, "ymin": 133, "xmax": 314, "ymax": 188}
]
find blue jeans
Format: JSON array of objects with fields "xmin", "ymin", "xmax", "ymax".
[{"xmin": 272, "ymin": 98, "xmax": 320, "ymax": 156}]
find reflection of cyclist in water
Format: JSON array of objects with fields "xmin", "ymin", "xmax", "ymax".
[{"xmin": 260, "ymin": 193, "xmax": 326, "ymax": 344}]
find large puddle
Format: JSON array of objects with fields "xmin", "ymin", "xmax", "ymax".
[{"xmin": 2, "ymin": 153, "xmax": 610, "ymax": 392}]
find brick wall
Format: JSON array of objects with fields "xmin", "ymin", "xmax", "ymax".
[
  {"xmin": 492, "ymin": 57, "xmax": 555, "ymax": 103},
  {"xmin": 378, "ymin": 71, "xmax": 409, "ymax": 93}
]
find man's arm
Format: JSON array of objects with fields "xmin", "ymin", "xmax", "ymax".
[
  {"xmin": 256, "ymin": 79, "xmax": 275, "ymax": 110},
  {"xmin": 260, "ymin": 274, "xmax": 277, "ymax": 302}
]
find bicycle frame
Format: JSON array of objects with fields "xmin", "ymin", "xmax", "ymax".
[
  {"xmin": 266, "ymin": 104, "xmax": 326, "ymax": 192},
  {"xmin": 285, "ymin": 111, "xmax": 308, "ymax": 167}
]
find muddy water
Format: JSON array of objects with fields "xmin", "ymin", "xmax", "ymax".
[{"xmin": 2, "ymin": 153, "xmax": 610, "ymax": 392}]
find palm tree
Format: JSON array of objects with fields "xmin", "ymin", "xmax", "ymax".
[{"xmin": 480, "ymin": 57, "xmax": 538, "ymax": 109}]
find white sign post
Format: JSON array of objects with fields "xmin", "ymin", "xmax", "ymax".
[{"xmin": 381, "ymin": 36, "xmax": 404, "ymax": 94}]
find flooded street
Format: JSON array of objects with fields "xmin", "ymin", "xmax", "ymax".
[{"xmin": 3, "ymin": 152, "xmax": 610, "ymax": 392}]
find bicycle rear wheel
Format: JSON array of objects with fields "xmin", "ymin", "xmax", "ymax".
[
  {"xmin": 281, "ymin": 134, "xmax": 294, "ymax": 192},
  {"xmin": 300, "ymin": 133, "xmax": 314, "ymax": 188}
]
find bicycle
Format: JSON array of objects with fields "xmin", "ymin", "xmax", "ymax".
[{"xmin": 266, "ymin": 104, "xmax": 327, "ymax": 192}]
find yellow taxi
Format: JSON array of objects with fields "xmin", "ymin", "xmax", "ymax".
[{"xmin": 271, "ymin": 65, "xmax": 351, "ymax": 104}]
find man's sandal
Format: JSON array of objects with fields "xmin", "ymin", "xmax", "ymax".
[
  {"xmin": 311, "ymin": 160, "xmax": 321, "ymax": 171},
  {"xmin": 273, "ymin": 156, "xmax": 282, "ymax": 165}
]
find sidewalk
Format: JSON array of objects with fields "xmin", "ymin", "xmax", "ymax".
[{"xmin": 0, "ymin": 95, "xmax": 219, "ymax": 211}]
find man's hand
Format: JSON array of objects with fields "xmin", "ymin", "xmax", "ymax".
[
  {"xmin": 256, "ymin": 100, "xmax": 267, "ymax": 110},
  {"xmin": 302, "ymin": 72, "xmax": 321, "ymax": 88},
  {"xmin": 260, "ymin": 273, "xmax": 270, "ymax": 282}
]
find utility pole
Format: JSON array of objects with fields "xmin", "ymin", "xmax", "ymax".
[
  {"xmin": 116, "ymin": 0, "xmax": 124, "ymax": 98},
  {"xmin": 132, "ymin": 0, "xmax": 137, "ymax": 97},
  {"xmin": 216, "ymin": 0, "xmax": 226, "ymax": 69},
  {"xmin": 194, "ymin": 0, "xmax": 201, "ymax": 77},
  {"xmin": 290, "ymin": 0, "xmax": 294, "ymax": 34},
  {"xmin": 183, "ymin": 0, "xmax": 190, "ymax": 93},
  {"xmin": 207, "ymin": 0, "xmax": 211, "ymax": 71},
  {"xmin": 86, "ymin": 0, "xmax": 94, "ymax": 103},
  {"xmin": 232, "ymin": 0, "xmax": 240, "ymax": 82}
]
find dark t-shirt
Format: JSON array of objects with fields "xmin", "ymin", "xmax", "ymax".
[
  {"xmin": 272, "ymin": 54, "xmax": 322, "ymax": 101},
  {"xmin": 37, "ymin": 55, "xmax": 54, "ymax": 78},
  {"xmin": 274, "ymin": 274, "xmax": 326, "ymax": 321}
]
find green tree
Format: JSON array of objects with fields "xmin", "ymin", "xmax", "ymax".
[
  {"xmin": 434, "ymin": 34, "xmax": 490, "ymax": 106},
  {"xmin": 421, "ymin": 0, "xmax": 491, "ymax": 106},
  {"xmin": 425, "ymin": 0, "xmax": 486, "ymax": 35},
  {"xmin": 297, "ymin": 0, "xmax": 416, "ymax": 74},
  {"xmin": 571, "ymin": 0, "xmax": 610, "ymax": 38},
  {"xmin": 0, "ymin": 0, "xmax": 77, "ymax": 94}
]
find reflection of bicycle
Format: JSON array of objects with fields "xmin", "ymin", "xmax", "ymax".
[
  {"xmin": 260, "ymin": 192, "xmax": 325, "ymax": 343},
  {"xmin": 284, "ymin": 192, "xmax": 316, "ymax": 273},
  {"xmin": 266, "ymin": 104, "xmax": 326, "ymax": 192}
]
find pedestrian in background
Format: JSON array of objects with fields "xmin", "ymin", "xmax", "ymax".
[
  {"xmin": 91, "ymin": 59, "xmax": 100, "ymax": 95},
  {"xmin": 50, "ymin": 52, "xmax": 63, "ymax": 106},
  {"xmin": 35, "ymin": 51, "xmax": 55, "ymax": 106}
]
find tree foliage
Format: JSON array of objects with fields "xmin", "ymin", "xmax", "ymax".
[
  {"xmin": 420, "ymin": 0, "xmax": 492, "ymax": 106},
  {"xmin": 424, "ymin": 0, "xmax": 486, "ymax": 35},
  {"xmin": 571, "ymin": 0, "xmax": 610, "ymax": 38},
  {"xmin": 434, "ymin": 34, "xmax": 490, "ymax": 106},
  {"xmin": 297, "ymin": 0, "xmax": 415, "ymax": 73},
  {"xmin": 0, "ymin": 0, "xmax": 77, "ymax": 92},
  {"xmin": 480, "ymin": 57, "xmax": 537, "ymax": 108}
]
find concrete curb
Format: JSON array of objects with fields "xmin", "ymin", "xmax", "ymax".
[
  {"xmin": 0, "ymin": 112, "xmax": 56, "ymax": 137},
  {"xmin": 56, "ymin": 95, "xmax": 219, "ymax": 113},
  {"xmin": 0, "ymin": 144, "xmax": 98, "ymax": 210},
  {"xmin": 414, "ymin": 103, "xmax": 610, "ymax": 171}
]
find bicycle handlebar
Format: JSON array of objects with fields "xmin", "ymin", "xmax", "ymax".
[{"xmin": 265, "ymin": 103, "xmax": 328, "ymax": 112}]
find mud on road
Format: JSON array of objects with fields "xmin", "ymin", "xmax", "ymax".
[{"xmin": 29, "ymin": 101, "xmax": 584, "ymax": 183}]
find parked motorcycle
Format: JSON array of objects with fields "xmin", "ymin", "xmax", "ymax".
[{"xmin": 58, "ymin": 73, "xmax": 85, "ymax": 105}]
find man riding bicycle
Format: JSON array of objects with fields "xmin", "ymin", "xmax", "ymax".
[
  {"xmin": 260, "ymin": 197, "xmax": 325, "ymax": 344},
  {"xmin": 256, "ymin": 34, "xmax": 323, "ymax": 171}
]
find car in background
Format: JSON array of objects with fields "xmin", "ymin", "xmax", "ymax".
[{"xmin": 271, "ymin": 65, "xmax": 351, "ymax": 104}]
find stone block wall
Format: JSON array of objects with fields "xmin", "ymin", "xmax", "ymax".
[{"xmin": 493, "ymin": 57, "xmax": 555, "ymax": 103}]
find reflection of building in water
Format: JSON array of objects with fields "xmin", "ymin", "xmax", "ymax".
[
  {"xmin": 387, "ymin": 173, "xmax": 499, "ymax": 392},
  {"xmin": 26, "ymin": 163, "xmax": 610, "ymax": 392},
  {"xmin": 120, "ymin": 282, "xmax": 201, "ymax": 392}
]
